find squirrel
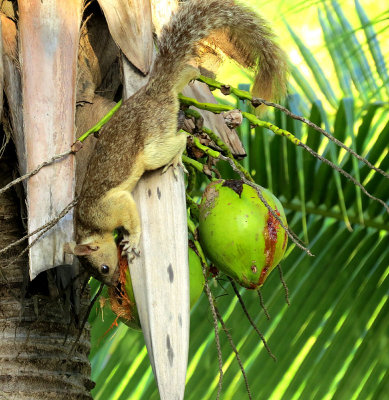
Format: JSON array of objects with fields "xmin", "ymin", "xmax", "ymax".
[{"xmin": 66, "ymin": 0, "xmax": 287, "ymax": 286}]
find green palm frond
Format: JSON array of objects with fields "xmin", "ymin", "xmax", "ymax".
[
  {"xmin": 355, "ymin": 0, "xmax": 389, "ymax": 97},
  {"xmin": 288, "ymin": 0, "xmax": 388, "ymax": 109},
  {"xmin": 286, "ymin": 22, "xmax": 339, "ymax": 108}
]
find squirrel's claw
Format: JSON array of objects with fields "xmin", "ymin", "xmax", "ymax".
[
  {"xmin": 162, "ymin": 155, "xmax": 188, "ymax": 179},
  {"xmin": 121, "ymin": 245, "xmax": 141, "ymax": 261},
  {"xmin": 179, "ymin": 161, "xmax": 189, "ymax": 175},
  {"xmin": 121, "ymin": 235, "xmax": 141, "ymax": 261}
]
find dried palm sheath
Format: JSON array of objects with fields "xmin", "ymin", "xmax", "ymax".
[
  {"xmin": 2, "ymin": 14, "xmax": 26, "ymax": 184},
  {"xmin": 150, "ymin": 0, "xmax": 178, "ymax": 34},
  {"xmin": 127, "ymin": 164, "xmax": 190, "ymax": 400},
  {"xmin": 97, "ymin": 0, "xmax": 153, "ymax": 75},
  {"xmin": 18, "ymin": 0, "xmax": 83, "ymax": 279}
]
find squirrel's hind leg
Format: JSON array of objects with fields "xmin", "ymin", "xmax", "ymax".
[
  {"xmin": 173, "ymin": 65, "xmax": 200, "ymax": 93},
  {"xmin": 144, "ymin": 130, "xmax": 187, "ymax": 176}
]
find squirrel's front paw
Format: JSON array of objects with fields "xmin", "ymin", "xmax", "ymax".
[
  {"xmin": 121, "ymin": 244, "xmax": 141, "ymax": 262},
  {"xmin": 121, "ymin": 235, "xmax": 141, "ymax": 261}
]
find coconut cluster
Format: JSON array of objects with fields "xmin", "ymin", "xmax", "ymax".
[{"xmin": 107, "ymin": 179, "xmax": 287, "ymax": 328}]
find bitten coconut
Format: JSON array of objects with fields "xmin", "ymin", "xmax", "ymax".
[
  {"xmin": 199, "ymin": 179, "xmax": 288, "ymax": 289},
  {"xmin": 109, "ymin": 246, "xmax": 205, "ymax": 330}
]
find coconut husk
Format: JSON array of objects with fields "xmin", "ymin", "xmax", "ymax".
[{"xmin": 108, "ymin": 247, "xmax": 135, "ymax": 324}]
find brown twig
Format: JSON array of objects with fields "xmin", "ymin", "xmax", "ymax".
[
  {"xmin": 197, "ymin": 75, "xmax": 389, "ymax": 180},
  {"xmin": 229, "ymin": 278, "xmax": 276, "ymax": 362},
  {"xmin": 277, "ymin": 265, "xmax": 290, "ymax": 306},
  {"xmin": 299, "ymin": 142, "xmax": 389, "ymax": 213},
  {"xmin": 0, "ymin": 130, "xmax": 11, "ymax": 160},
  {"xmin": 257, "ymin": 290, "xmax": 271, "ymax": 320},
  {"xmin": 188, "ymin": 218, "xmax": 224, "ymax": 399},
  {"xmin": 0, "ymin": 100, "xmax": 121, "ymax": 196},
  {"xmin": 215, "ymin": 307, "xmax": 252, "ymax": 400},
  {"xmin": 182, "ymin": 96, "xmax": 389, "ymax": 216},
  {"xmin": 251, "ymin": 96, "xmax": 389, "ymax": 180},
  {"xmin": 202, "ymin": 261, "xmax": 223, "ymax": 399}
]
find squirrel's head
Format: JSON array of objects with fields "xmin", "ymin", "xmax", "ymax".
[{"xmin": 65, "ymin": 235, "xmax": 119, "ymax": 286}]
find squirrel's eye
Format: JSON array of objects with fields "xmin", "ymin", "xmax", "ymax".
[{"xmin": 101, "ymin": 265, "xmax": 110, "ymax": 274}]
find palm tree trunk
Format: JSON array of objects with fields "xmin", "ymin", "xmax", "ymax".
[{"xmin": 0, "ymin": 145, "xmax": 93, "ymax": 399}]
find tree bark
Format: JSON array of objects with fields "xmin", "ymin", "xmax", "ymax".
[{"xmin": 0, "ymin": 143, "xmax": 93, "ymax": 399}]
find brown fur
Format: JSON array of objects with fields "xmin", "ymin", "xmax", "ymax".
[
  {"xmin": 149, "ymin": 0, "xmax": 287, "ymax": 99},
  {"xmin": 72, "ymin": 0, "xmax": 288, "ymax": 286}
]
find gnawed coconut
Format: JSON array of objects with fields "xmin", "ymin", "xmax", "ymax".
[
  {"xmin": 109, "ymin": 245, "xmax": 205, "ymax": 330},
  {"xmin": 108, "ymin": 247, "xmax": 141, "ymax": 330},
  {"xmin": 198, "ymin": 179, "xmax": 287, "ymax": 289}
]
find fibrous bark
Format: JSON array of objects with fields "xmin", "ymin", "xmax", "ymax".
[{"xmin": 0, "ymin": 143, "xmax": 93, "ymax": 400}]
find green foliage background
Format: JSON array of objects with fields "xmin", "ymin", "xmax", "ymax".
[{"xmin": 89, "ymin": 0, "xmax": 389, "ymax": 398}]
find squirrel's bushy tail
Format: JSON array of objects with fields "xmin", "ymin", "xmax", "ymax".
[{"xmin": 148, "ymin": 0, "xmax": 287, "ymax": 101}]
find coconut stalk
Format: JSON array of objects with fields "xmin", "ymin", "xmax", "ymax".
[{"xmin": 182, "ymin": 82, "xmax": 246, "ymax": 158}]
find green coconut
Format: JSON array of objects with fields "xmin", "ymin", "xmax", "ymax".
[
  {"xmin": 198, "ymin": 179, "xmax": 288, "ymax": 289},
  {"xmin": 188, "ymin": 247, "xmax": 205, "ymax": 307},
  {"xmin": 109, "ymin": 246, "xmax": 205, "ymax": 330}
]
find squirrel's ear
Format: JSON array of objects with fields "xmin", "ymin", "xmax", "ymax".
[{"xmin": 64, "ymin": 242, "xmax": 99, "ymax": 256}]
